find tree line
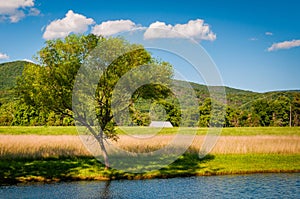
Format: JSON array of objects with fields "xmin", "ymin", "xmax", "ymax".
[
  {"xmin": 1, "ymin": 92, "xmax": 300, "ymax": 127},
  {"xmin": 0, "ymin": 35, "xmax": 300, "ymax": 128}
]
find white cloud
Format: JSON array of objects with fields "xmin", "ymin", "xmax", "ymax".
[
  {"xmin": 0, "ymin": 0, "xmax": 39, "ymax": 23},
  {"xmin": 91, "ymin": 20, "xmax": 139, "ymax": 36},
  {"xmin": 43, "ymin": 10, "xmax": 95, "ymax": 40},
  {"xmin": 0, "ymin": 52, "xmax": 9, "ymax": 60},
  {"xmin": 249, "ymin": 38, "xmax": 258, "ymax": 41},
  {"xmin": 42, "ymin": 17, "xmax": 216, "ymax": 42},
  {"xmin": 265, "ymin": 32, "xmax": 273, "ymax": 36},
  {"xmin": 268, "ymin": 39, "xmax": 300, "ymax": 51},
  {"xmin": 144, "ymin": 19, "xmax": 216, "ymax": 41}
]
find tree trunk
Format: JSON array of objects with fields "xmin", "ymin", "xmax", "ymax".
[
  {"xmin": 97, "ymin": 129, "xmax": 110, "ymax": 169},
  {"xmin": 78, "ymin": 117, "xmax": 110, "ymax": 169}
]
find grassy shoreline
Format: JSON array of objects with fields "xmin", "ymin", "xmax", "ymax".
[
  {"xmin": 1, "ymin": 126, "xmax": 299, "ymax": 185},
  {"xmin": 1, "ymin": 154, "xmax": 300, "ymax": 185}
]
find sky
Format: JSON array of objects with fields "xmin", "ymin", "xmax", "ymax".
[{"xmin": 0, "ymin": 0, "xmax": 299, "ymax": 92}]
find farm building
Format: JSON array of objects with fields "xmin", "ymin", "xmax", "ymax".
[{"xmin": 149, "ymin": 121, "xmax": 173, "ymax": 127}]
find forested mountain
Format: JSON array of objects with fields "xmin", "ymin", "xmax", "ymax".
[
  {"xmin": 0, "ymin": 61, "xmax": 29, "ymax": 105},
  {"xmin": 0, "ymin": 61, "xmax": 26, "ymax": 90},
  {"xmin": 0, "ymin": 60, "xmax": 299, "ymax": 127}
]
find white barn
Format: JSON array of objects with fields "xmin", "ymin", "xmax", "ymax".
[{"xmin": 149, "ymin": 121, "xmax": 173, "ymax": 128}]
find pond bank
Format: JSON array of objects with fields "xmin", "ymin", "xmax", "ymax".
[{"xmin": 1, "ymin": 154, "xmax": 300, "ymax": 185}]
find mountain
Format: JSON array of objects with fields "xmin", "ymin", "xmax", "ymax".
[
  {"xmin": 0, "ymin": 61, "xmax": 28, "ymax": 90},
  {"xmin": 0, "ymin": 61, "xmax": 31, "ymax": 104},
  {"xmin": 0, "ymin": 60, "xmax": 299, "ymax": 127},
  {"xmin": 0, "ymin": 60, "xmax": 299, "ymax": 106}
]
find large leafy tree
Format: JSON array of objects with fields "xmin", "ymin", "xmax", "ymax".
[
  {"xmin": 17, "ymin": 34, "xmax": 173, "ymax": 168},
  {"xmin": 18, "ymin": 34, "xmax": 100, "ymax": 116}
]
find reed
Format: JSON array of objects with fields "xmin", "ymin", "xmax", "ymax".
[
  {"xmin": 0, "ymin": 135, "xmax": 90, "ymax": 159},
  {"xmin": 1, "ymin": 135, "xmax": 299, "ymax": 159},
  {"xmin": 116, "ymin": 135, "xmax": 300, "ymax": 154}
]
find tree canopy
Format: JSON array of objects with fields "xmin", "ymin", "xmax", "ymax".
[{"xmin": 16, "ymin": 34, "xmax": 174, "ymax": 168}]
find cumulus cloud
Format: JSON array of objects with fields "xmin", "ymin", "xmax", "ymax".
[
  {"xmin": 144, "ymin": 19, "xmax": 216, "ymax": 41},
  {"xmin": 0, "ymin": 0, "xmax": 39, "ymax": 23},
  {"xmin": 42, "ymin": 16, "xmax": 216, "ymax": 43},
  {"xmin": 265, "ymin": 32, "xmax": 273, "ymax": 36},
  {"xmin": 92, "ymin": 19, "xmax": 139, "ymax": 36},
  {"xmin": 268, "ymin": 39, "xmax": 300, "ymax": 51},
  {"xmin": 43, "ymin": 10, "xmax": 95, "ymax": 40},
  {"xmin": 0, "ymin": 52, "xmax": 9, "ymax": 60}
]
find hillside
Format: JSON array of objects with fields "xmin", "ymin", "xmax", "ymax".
[
  {"xmin": 0, "ymin": 61, "xmax": 28, "ymax": 90},
  {"xmin": 0, "ymin": 60, "xmax": 299, "ymax": 127},
  {"xmin": 0, "ymin": 61, "xmax": 31, "ymax": 104},
  {"xmin": 0, "ymin": 60, "xmax": 298, "ymax": 106}
]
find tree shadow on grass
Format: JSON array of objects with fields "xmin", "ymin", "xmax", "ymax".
[
  {"xmin": 157, "ymin": 153, "xmax": 216, "ymax": 178},
  {"xmin": 0, "ymin": 153, "xmax": 217, "ymax": 185},
  {"xmin": 0, "ymin": 156, "xmax": 106, "ymax": 185}
]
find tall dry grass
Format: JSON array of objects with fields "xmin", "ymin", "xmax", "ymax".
[
  {"xmin": 116, "ymin": 135, "xmax": 300, "ymax": 154},
  {"xmin": 209, "ymin": 135, "xmax": 300, "ymax": 154},
  {"xmin": 0, "ymin": 135, "xmax": 90, "ymax": 159},
  {"xmin": 0, "ymin": 135, "xmax": 299, "ymax": 159}
]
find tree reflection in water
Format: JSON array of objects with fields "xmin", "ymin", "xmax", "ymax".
[{"xmin": 100, "ymin": 181, "xmax": 111, "ymax": 199}]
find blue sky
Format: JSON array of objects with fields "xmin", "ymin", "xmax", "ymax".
[{"xmin": 0, "ymin": 0, "xmax": 299, "ymax": 92}]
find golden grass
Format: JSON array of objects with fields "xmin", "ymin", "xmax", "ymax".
[
  {"xmin": 0, "ymin": 135, "xmax": 90, "ymax": 159},
  {"xmin": 116, "ymin": 135, "xmax": 300, "ymax": 154},
  {"xmin": 210, "ymin": 135, "xmax": 300, "ymax": 154},
  {"xmin": 0, "ymin": 135, "xmax": 299, "ymax": 159}
]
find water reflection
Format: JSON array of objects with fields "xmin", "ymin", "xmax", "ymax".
[
  {"xmin": 0, "ymin": 173, "xmax": 299, "ymax": 198},
  {"xmin": 100, "ymin": 181, "xmax": 111, "ymax": 199}
]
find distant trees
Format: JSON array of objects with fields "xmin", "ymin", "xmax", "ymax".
[
  {"xmin": 1, "ymin": 37, "xmax": 300, "ymax": 129},
  {"xmin": 221, "ymin": 93, "xmax": 300, "ymax": 127}
]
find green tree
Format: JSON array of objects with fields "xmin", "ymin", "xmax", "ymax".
[
  {"xmin": 292, "ymin": 93, "xmax": 300, "ymax": 126},
  {"xmin": 251, "ymin": 99, "xmax": 273, "ymax": 126},
  {"xmin": 18, "ymin": 34, "xmax": 100, "ymax": 117},
  {"xmin": 225, "ymin": 106, "xmax": 240, "ymax": 127},
  {"xmin": 0, "ymin": 101, "xmax": 15, "ymax": 125},
  {"xmin": 18, "ymin": 34, "xmax": 173, "ymax": 168},
  {"xmin": 198, "ymin": 98, "xmax": 225, "ymax": 127},
  {"xmin": 198, "ymin": 98, "xmax": 211, "ymax": 127},
  {"xmin": 270, "ymin": 96, "xmax": 290, "ymax": 126}
]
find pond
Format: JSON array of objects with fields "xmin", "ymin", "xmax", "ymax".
[{"xmin": 1, "ymin": 173, "xmax": 299, "ymax": 198}]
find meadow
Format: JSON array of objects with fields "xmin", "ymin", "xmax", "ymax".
[
  {"xmin": 0, "ymin": 126, "xmax": 299, "ymax": 184},
  {"xmin": 1, "ymin": 126, "xmax": 300, "ymax": 136}
]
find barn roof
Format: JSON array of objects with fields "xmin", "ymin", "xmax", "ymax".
[{"xmin": 149, "ymin": 121, "xmax": 173, "ymax": 127}]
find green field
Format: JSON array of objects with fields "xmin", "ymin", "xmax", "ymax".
[
  {"xmin": 0, "ymin": 126, "xmax": 299, "ymax": 185},
  {"xmin": 1, "ymin": 154, "xmax": 299, "ymax": 184},
  {"xmin": 1, "ymin": 126, "xmax": 300, "ymax": 136}
]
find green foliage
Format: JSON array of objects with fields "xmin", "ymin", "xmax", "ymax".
[
  {"xmin": 198, "ymin": 98, "xmax": 225, "ymax": 127},
  {"xmin": 0, "ymin": 61, "xmax": 28, "ymax": 106},
  {"xmin": 1, "ymin": 35, "xmax": 300, "ymax": 128},
  {"xmin": 0, "ymin": 102, "xmax": 15, "ymax": 125},
  {"xmin": 0, "ymin": 61, "xmax": 26, "ymax": 90},
  {"xmin": 18, "ymin": 34, "xmax": 100, "ymax": 116},
  {"xmin": 14, "ymin": 34, "xmax": 175, "ymax": 168}
]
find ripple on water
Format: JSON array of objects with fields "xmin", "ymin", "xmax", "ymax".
[{"xmin": 0, "ymin": 173, "xmax": 299, "ymax": 199}]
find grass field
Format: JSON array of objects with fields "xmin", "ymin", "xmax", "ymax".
[
  {"xmin": 1, "ymin": 154, "xmax": 299, "ymax": 184},
  {"xmin": 0, "ymin": 135, "xmax": 299, "ymax": 159},
  {"xmin": 0, "ymin": 126, "xmax": 299, "ymax": 184},
  {"xmin": 1, "ymin": 126, "xmax": 300, "ymax": 136}
]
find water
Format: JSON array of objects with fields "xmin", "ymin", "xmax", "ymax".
[{"xmin": 1, "ymin": 173, "xmax": 299, "ymax": 199}]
